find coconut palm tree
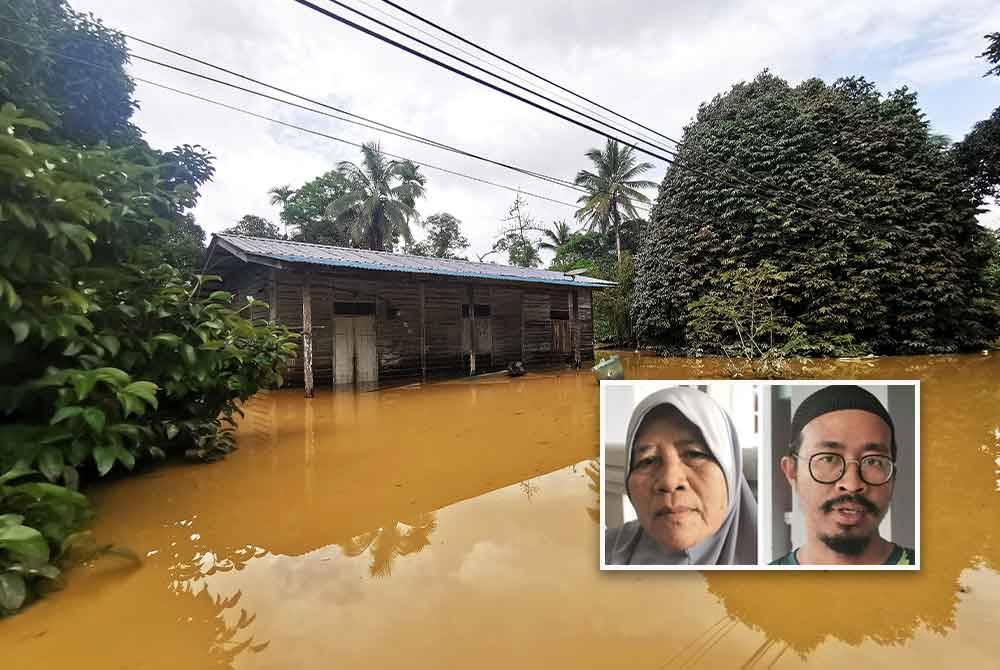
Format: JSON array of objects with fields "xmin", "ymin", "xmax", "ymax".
[
  {"xmin": 574, "ymin": 139, "xmax": 656, "ymax": 261},
  {"xmin": 539, "ymin": 219, "xmax": 573, "ymax": 253},
  {"xmin": 325, "ymin": 142, "xmax": 426, "ymax": 252},
  {"xmin": 268, "ymin": 184, "xmax": 296, "ymax": 238},
  {"xmin": 337, "ymin": 513, "xmax": 438, "ymax": 578}
]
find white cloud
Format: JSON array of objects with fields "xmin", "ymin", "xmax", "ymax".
[{"xmin": 70, "ymin": 0, "xmax": 1000, "ymax": 257}]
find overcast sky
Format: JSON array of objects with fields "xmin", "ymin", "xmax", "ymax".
[{"xmin": 73, "ymin": 0, "xmax": 1000, "ymax": 260}]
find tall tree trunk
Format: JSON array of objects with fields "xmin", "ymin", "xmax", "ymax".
[{"xmin": 613, "ymin": 208, "xmax": 622, "ymax": 262}]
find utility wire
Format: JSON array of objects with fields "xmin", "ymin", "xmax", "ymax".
[
  {"xmin": 0, "ymin": 35, "xmax": 582, "ymax": 210},
  {"xmin": 317, "ymin": 0, "xmax": 682, "ymax": 158},
  {"xmin": 299, "ymin": 0, "xmax": 850, "ymax": 227},
  {"xmin": 377, "ymin": 0, "xmax": 682, "ymax": 151},
  {"xmin": 369, "ymin": 0, "xmax": 852, "ymax": 224},
  {"xmin": 289, "ymin": 0, "xmax": 678, "ymax": 162},
  {"xmin": 350, "ymin": 0, "xmax": 667, "ymax": 151},
  {"xmin": 0, "ymin": 15, "xmax": 600, "ymax": 199}
]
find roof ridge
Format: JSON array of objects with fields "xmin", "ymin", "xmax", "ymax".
[
  {"xmin": 216, "ymin": 233, "xmax": 561, "ymax": 274},
  {"xmin": 212, "ymin": 234, "xmax": 615, "ymax": 287}
]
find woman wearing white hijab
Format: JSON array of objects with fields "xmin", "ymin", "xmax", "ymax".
[{"xmin": 606, "ymin": 387, "xmax": 758, "ymax": 565}]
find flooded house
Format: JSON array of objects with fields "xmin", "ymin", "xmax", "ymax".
[{"xmin": 205, "ymin": 234, "xmax": 613, "ymax": 394}]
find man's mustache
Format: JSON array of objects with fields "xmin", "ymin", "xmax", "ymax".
[{"xmin": 820, "ymin": 494, "xmax": 880, "ymax": 515}]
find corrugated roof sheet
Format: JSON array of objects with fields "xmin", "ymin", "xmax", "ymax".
[{"xmin": 211, "ymin": 234, "xmax": 615, "ymax": 288}]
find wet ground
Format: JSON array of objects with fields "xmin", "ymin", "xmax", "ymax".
[{"xmin": 4, "ymin": 353, "xmax": 999, "ymax": 668}]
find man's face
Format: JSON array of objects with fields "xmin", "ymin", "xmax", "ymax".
[
  {"xmin": 627, "ymin": 409, "xmax": 729, "ymax": 553},
  {"xmin": 781, "ymin": 409, "xmax": 894, "ymax": 555}
]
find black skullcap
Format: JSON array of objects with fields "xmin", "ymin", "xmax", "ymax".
[{"xmin": 791, "ymin": 385, "xmax": 896, "ymax": 460}]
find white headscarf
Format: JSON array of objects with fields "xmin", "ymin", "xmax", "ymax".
[{"xmin": 606, "ymin": 387, "xmax": 758, "ymax": 565}]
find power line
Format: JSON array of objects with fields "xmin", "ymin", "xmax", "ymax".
[
  {"xmin": 377, "ymin": 0, "xmax": 679, "ymax": 150},
  {"xmin": 0, "ymin": 16, "xmax": 596, "ymax": 198},
  {"xmin": 371, "ymin": 0, "xmax": 861, "ymax": 227},
  {"xmin": 369, "ymin": 0, "xmax": 857, "ymax": 226},
  {"xmin": 289, "ymin": 0, "xmax": 678, "ymax": 163},
  {"xmin": 317, "ymin": 0, "xmax": 683, "ymax": 159},
  {"xmin": 121, "ymin": 32, "xmax": 593, "ymax": 196},
  {"xmin": 296, "ymin": 0, "xmax": 850, "ymax": 227},
  {"xmin": 350, "ymin": 0, "xmax": 668, "ymax": 151},
  {"xmin": 0, "ymin": 34, "xmax": 584, "ymax": 210},
  {"xmin": 0, "ymin": 14, "xmax": 652, "ymax": 216}
]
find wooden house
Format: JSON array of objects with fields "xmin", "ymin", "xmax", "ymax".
[{"xmin": 205, "ymin": 235, "xmax": 613, "ymax": 395}]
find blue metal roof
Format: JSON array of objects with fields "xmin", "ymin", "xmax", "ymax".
[{"xmin": 211, "ymin": 234, "xmax": 614, "ymax": 288}]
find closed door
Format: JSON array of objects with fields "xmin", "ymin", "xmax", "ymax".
[
  {"xmin": 354, "ymin": 315, "xmax": 377, "ymax": 383},
  {"xmin": 334, "ymin": 317, "xmax": 355, "ymax": 384},
  {"xmin": 335, "ymin": 315, "xmax": 378, "ymax": 385}
]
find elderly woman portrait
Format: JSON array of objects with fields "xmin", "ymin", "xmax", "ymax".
[{"xmin": 605, "ymin": 387, "xmax": 758, "ymax": 565}]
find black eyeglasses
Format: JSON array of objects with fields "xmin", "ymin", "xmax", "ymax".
[{"xmin": 793, "ymin": 452, "xmax": 895, "ymax": 486}]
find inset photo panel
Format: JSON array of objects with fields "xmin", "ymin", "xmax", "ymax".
[
  {"xmin": 761, "ymin": 382, "xmax": 920, "ymax": 570},
  {"xmin": 600, "ymin": 381, "xmax": 761, "ymax": 569}
]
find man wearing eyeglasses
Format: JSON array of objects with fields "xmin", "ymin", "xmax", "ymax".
[{"xmin": 771, "ymin": 385, "xmax": 916, "ymax": 566}]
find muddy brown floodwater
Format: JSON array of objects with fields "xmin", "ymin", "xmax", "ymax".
[{"xmin": 4, "ymin": 353, "xmax": 1000, "ymax": 668}]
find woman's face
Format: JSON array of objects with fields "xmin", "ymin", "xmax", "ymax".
[{"xmin": 627, "ymin": 407, "xmax": 730, "ymax": 553}]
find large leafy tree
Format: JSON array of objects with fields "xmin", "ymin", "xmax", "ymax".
[
  {"xmin": 224, "ymin": 215, "xmax": 281, "ymax": 239},
  {"xmin": 405, "ymin": 212, "xmax": 469, "ymax": 259},
  {"xmin": 574, "ymin": 139, "xmax": 655, "ymax": 261},
  {"xmin": 0, "ymin": 0, "xmax": 215, "ymax": 270},
  {"xmin": 635, "ymin": 72, "xmax": 998, "ymax": 355},
  {"xmin": 278, "ymin": 171, "xmax": 350, "ymax": 246},
  {"xmin": 325, "ymin": 142, "xmax": 426, "ymax": 252},
  {"xmin": 954, "ymin": 32, "xmax": 1000, "ymax": 205}
]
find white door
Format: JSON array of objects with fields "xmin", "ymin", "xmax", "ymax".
[
  {"xmin": 354, "ymin": 315, "xmax": 377, "ymax": 383},
  {"xmin": 334, "ymin": 317, "xmax": 355, "ymax": 385}
]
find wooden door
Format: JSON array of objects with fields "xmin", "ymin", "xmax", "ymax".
[
  {"xmin": 354, "ymin": 315, "xmax": 378, "ymax": 383},
  {"xmin": 475, "ymin": 319, "xmax": 492, "ymax": 354},
  {"xmin": 334, "ymin": 317, "xmax": 355, "ymax": 385}
]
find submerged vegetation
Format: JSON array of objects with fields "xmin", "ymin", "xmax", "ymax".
[{"xmin": 0, "ymin": 1, "xmax": 296, "ymax": 615}]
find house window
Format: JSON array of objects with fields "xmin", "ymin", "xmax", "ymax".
[
  {"xmin": 550, "ymin": 309, "xmax": 570, "ymax": 321},
  {"xmin": 461, "ymin": 304, "xmax": 491, "ymax": 317},
  {"xmin": 334, "ymin": 301, "xmax": 375, "ymax": 315}
]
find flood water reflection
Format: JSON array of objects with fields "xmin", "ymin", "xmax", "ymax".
[{"xmin": 4, "ymin": 354, "xmax": 1000, "ymax": 669}]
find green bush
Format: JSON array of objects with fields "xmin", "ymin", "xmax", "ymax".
[{"xmin": 0, "ymin": 105, "xmax": 297, "ymax": 615}]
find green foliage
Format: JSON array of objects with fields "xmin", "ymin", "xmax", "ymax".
[
  {"xmin": 981, "ymin": 32, "xmax": 1000, "ymax": 78},
  {"xmin": 686, "ymin": 262, "xmax": 861, "ymax": 377},
  {"xmin": 592, "ymin": 253, "xmax": 637, "ymax": 347},
  {"xmin": 492, "ymin": 195, "xmax": 541, "ymax": 268},
  {"xmin": 0, "ymin": 108, "xmax": 297, "ymax": 615},
  {"xmin": 278, "ymin": 175, "xmax": 351, "ymax": 245},
  {"xmin": 326, "ymin": 142, "xmax": 426, "ymax": 251},
  {"xmin": 0, "ymin": 1, "xmax": 216, "ymax": 270},
  {"xmin": 635, "ymin": 72, "xmax": 999, "ymax": 355},
  {"xmin": 954, "ymin": 32, "xmax": 1000, "ymax": 205},
  {"xmin": 955, "ymin": 107, "xmax": 1000, "ymax": 205},
  {"xmin": 224, "ymin": 214, "xmax": 281, "ymax": 239},
  {"xmin": 405, "ymin": 212, "xmax": 469, "ymax": 259},
  {"xmin": 574, "ymin": 139, "xmax": 655, "ymax": 260},
  {"xmin": 539, "ymin": 220, "xmax": 573, "ymax": 253},
  {"xmin": 0, "ymin": 0, "xmax": 136, "ymax": 145}
]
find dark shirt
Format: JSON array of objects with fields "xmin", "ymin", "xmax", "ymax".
[{"xmin": 770, "ymin": 543, "xmax": 916, "ymax": 565}]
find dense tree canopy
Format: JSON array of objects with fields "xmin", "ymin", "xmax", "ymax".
[
  {"xmin": 405, "ymin": 212, "xmax": 469, "ymax": 259},
  {"xmin": 635, "ymin": 72, "xmax": 998, "ymax": 354},
  {"xmin": 954, "ymin": 32, "xmax": 1000, "ymax": 205},
  {"xmin": 224, "ymin": 215, "xmax": 281, "ymax": 239}
]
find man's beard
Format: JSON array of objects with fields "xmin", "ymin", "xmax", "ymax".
[
  {"xmin": 818, "ymin": 493, "xmax": 881, "ymax": 556},
  {"xmin": 819, "ymin": 532, "xmax": 872, "ymax": 556}
]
